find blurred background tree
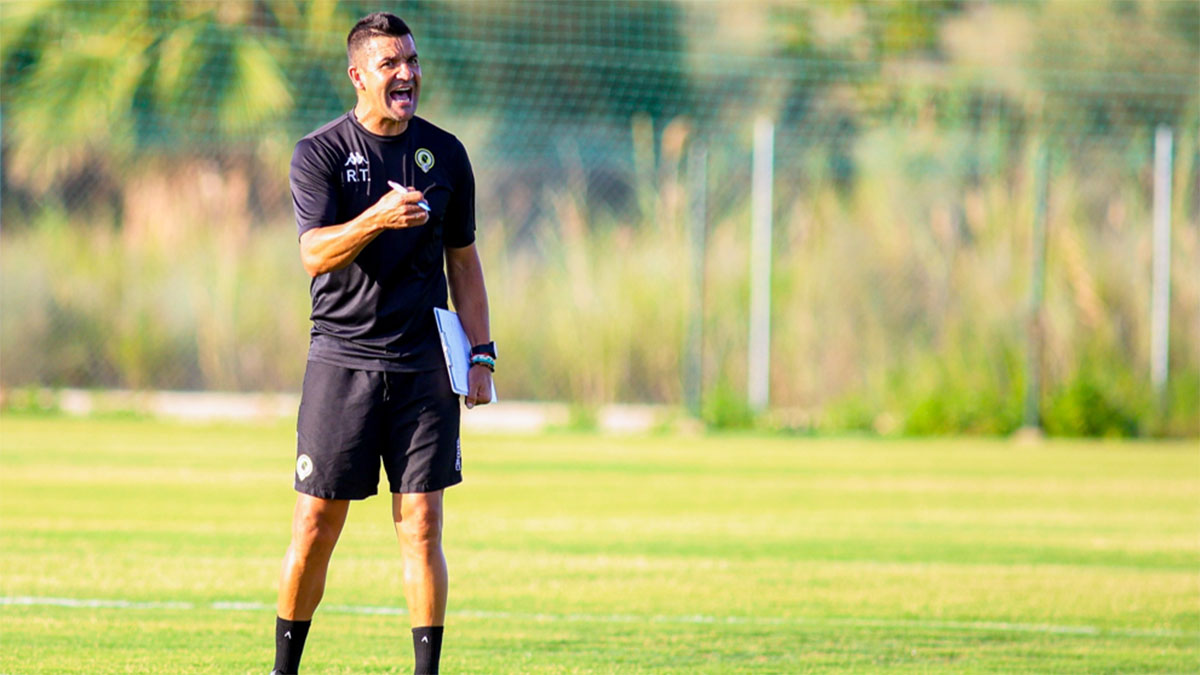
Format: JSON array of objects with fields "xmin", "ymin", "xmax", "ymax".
[{"xmin": 1, "ymin": 0, "xmax": 1196, "ymax": 436}]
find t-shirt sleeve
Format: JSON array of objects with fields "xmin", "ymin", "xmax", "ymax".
[
  {"xmin": 290, "ymin": 138, "xmax": 339, "ymax": 237},
  {"xmin": 443, "ymin": 140, "xmax": 476, "ymax": 249}
]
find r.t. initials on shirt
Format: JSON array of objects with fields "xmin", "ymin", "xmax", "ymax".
[{"xmin": 344, "ymin": 151, "xmax": 370, "ymax": 183}]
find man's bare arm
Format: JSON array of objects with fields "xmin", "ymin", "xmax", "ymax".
[
  {"xmin": 445, "ymin": 243, "xmax": 493, "ymax": 406},
  {"xmin": 445, "ymin": 243, "xmax": 490, "ymax": 345},
  {"xmin": 299, "ymin": 188, "xmax": 430, "ymax": 277}
]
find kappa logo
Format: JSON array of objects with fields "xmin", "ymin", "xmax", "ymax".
[
  {"xmin": 455, "ymin": 439, "xmax": 462, "ymax": 472},
  {"xmin": 343, "ymin": 151, "xmax": 370, "ymax": 183}
]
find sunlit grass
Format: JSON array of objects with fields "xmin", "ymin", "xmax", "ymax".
[{"xmin": 0, "ymin": 415, "xmax": 1197, "ymax": 673}]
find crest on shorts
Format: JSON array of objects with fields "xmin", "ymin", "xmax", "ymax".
[
  {"xmin": 296, "ymin": 454, "xmax": 314, "ymax": 481},
  {"xmin": 415, "ymin": 148, "xmax": 434, "ymax": 173}
]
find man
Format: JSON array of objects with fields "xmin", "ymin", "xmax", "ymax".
[{"xmin": 273, "ymin": 12, "xmax": 494, "ymax": 675}]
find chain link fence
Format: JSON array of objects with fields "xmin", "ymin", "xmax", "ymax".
[{"xmin": 2, "ymin": 0, "xmax": 1197, "ymax": 434}]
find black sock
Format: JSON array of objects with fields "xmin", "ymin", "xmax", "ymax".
[
  {"xmin": 274, "ymin": 616, "xmax": 312, "ymax": 674},
  {"xmin": 412, "ymin": 625, "xmax": 444, "ymax": 675}
]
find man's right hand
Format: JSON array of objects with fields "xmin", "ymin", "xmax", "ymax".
[
  {"xmin": 369, "ymin": 186, "xmax": 430, "ymax": 229},
  {"xmin": 298, "ymin": 186, "xmax": 430, "ymax": 277}
]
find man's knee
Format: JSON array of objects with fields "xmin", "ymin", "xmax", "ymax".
[
  {"xmin": 399, "ymin": 499, "xmax": 443, "ymax": 549},
  {"xmin": 292, "ymin": 498, "xmax": 347, "ymax": 552}
]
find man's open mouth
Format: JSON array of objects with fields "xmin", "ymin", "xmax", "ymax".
[{"xmin": 389, "ymin": 86, "xmax": 413, "ymax": 104}]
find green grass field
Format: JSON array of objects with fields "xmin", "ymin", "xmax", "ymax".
[{"xmin": 0, "ymin": 415, "xmax": 1196, "ymax": 673}]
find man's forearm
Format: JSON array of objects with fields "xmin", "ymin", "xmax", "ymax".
[
  {"xmin": 446, "ymin": 248, "xmax": 491, "ymax": 346},
  {"xmin": 299, "ymin": 188, "xmax": 430, "ymax": 278},
  {"xmin": 455, "ymin": 290, "xmax": 490, "ymax": 347},
  {"xmin": 299, "ymin": 212, "xmax": 386, "ymax": 278}
]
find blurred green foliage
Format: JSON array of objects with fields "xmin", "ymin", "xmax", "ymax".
[
  {"xmin": 701, "ymin": 381, "xmax": 758, "ymax": 431},
  {"xmin": 1, "ymin": 1, "xmax": 1197, "ymax": 436}
]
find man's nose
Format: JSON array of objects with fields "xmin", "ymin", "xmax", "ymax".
[{"xmin": 395, "ymin": 63, "xmax": 412, "ymax": 80}]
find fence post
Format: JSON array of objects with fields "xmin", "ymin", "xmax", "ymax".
[
  {"xmin": 748, "ymin": 117, "xmax": 774, "ymax": 413},
  {"xmin": 1151, "ymin": 125, "xmax": 1173, "ymax": 401},
  {"xmin": 685, "ymin": 143, "xmax": 707, "ymax": 417},
  {"xmin": 1021, "ymin": 141, "xmax": 1049, "ymax": 434}
]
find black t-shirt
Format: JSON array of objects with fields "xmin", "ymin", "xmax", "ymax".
[{"xmin": 290, "ymin": 112, "xmax": 475, "ymax": 372}]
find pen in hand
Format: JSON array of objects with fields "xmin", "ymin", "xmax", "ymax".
[{"xmin": 387, "ymin": 180, "xmax": 431, "ymax": 212}]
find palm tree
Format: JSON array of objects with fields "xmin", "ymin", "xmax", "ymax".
[{"xmin": 1, "ymin": 0, "xmax": 354, "ymax": 212}]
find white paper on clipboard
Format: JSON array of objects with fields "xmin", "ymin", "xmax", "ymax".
[{"xmin": 433, "ymin": 307, "xmax": 497, "ymax": 401}]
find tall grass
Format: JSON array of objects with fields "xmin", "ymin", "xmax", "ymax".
[
  {"xmin": 1, "ymin": 208, "xmax": 311, "ymax": 392},
  {"xmin": 2, "ymin": 123, "xmax": 1197, "ymax": 436}
]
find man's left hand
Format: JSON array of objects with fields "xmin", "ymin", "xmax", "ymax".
[{"xmin": 464, "ymin": 365, "xmax": 493, "ymax": 409}]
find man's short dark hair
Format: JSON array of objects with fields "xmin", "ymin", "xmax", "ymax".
[{"xmin": 347, "ymin": 12, "xmax": 412, "ymax": 65}]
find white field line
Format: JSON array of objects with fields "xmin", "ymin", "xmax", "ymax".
[{"xmin": 2, "ymin": 595, "xmax": 1195, "ymax": 640}]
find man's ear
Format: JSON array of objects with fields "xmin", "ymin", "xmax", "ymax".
[{"xmin": 347, "ymin": 64, "xmax": 365, "ymax": 91}]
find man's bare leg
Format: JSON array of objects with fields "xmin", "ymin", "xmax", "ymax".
[
  {"xmin": 274, "ymin": 494, "xmax": 350, "ymax": 674},
  {"xmin": 394, "ymin": 491, "xmax": 447, "ymax": 674}
]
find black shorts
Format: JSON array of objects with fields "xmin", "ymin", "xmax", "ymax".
[{"xmin": 295, "ymin": 361, "xmax": 462, "ymax": 499}]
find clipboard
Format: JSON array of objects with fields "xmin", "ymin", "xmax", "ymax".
[{"xmin": 433, "ymin": 307, "xmax": 498, "ymax": 401}]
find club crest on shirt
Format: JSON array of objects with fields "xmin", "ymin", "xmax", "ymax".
[
  {"xmin": 415, "ymin": 148, "xmax": 434, "ymax": 173},
  {"xmin": 343, "ymin": 151, "xmax": 370, "ymax": 184}
]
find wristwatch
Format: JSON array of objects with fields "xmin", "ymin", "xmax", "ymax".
[{"xmin": 470, "ymin": 341, "xmax": 497, "ymax": 358}]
